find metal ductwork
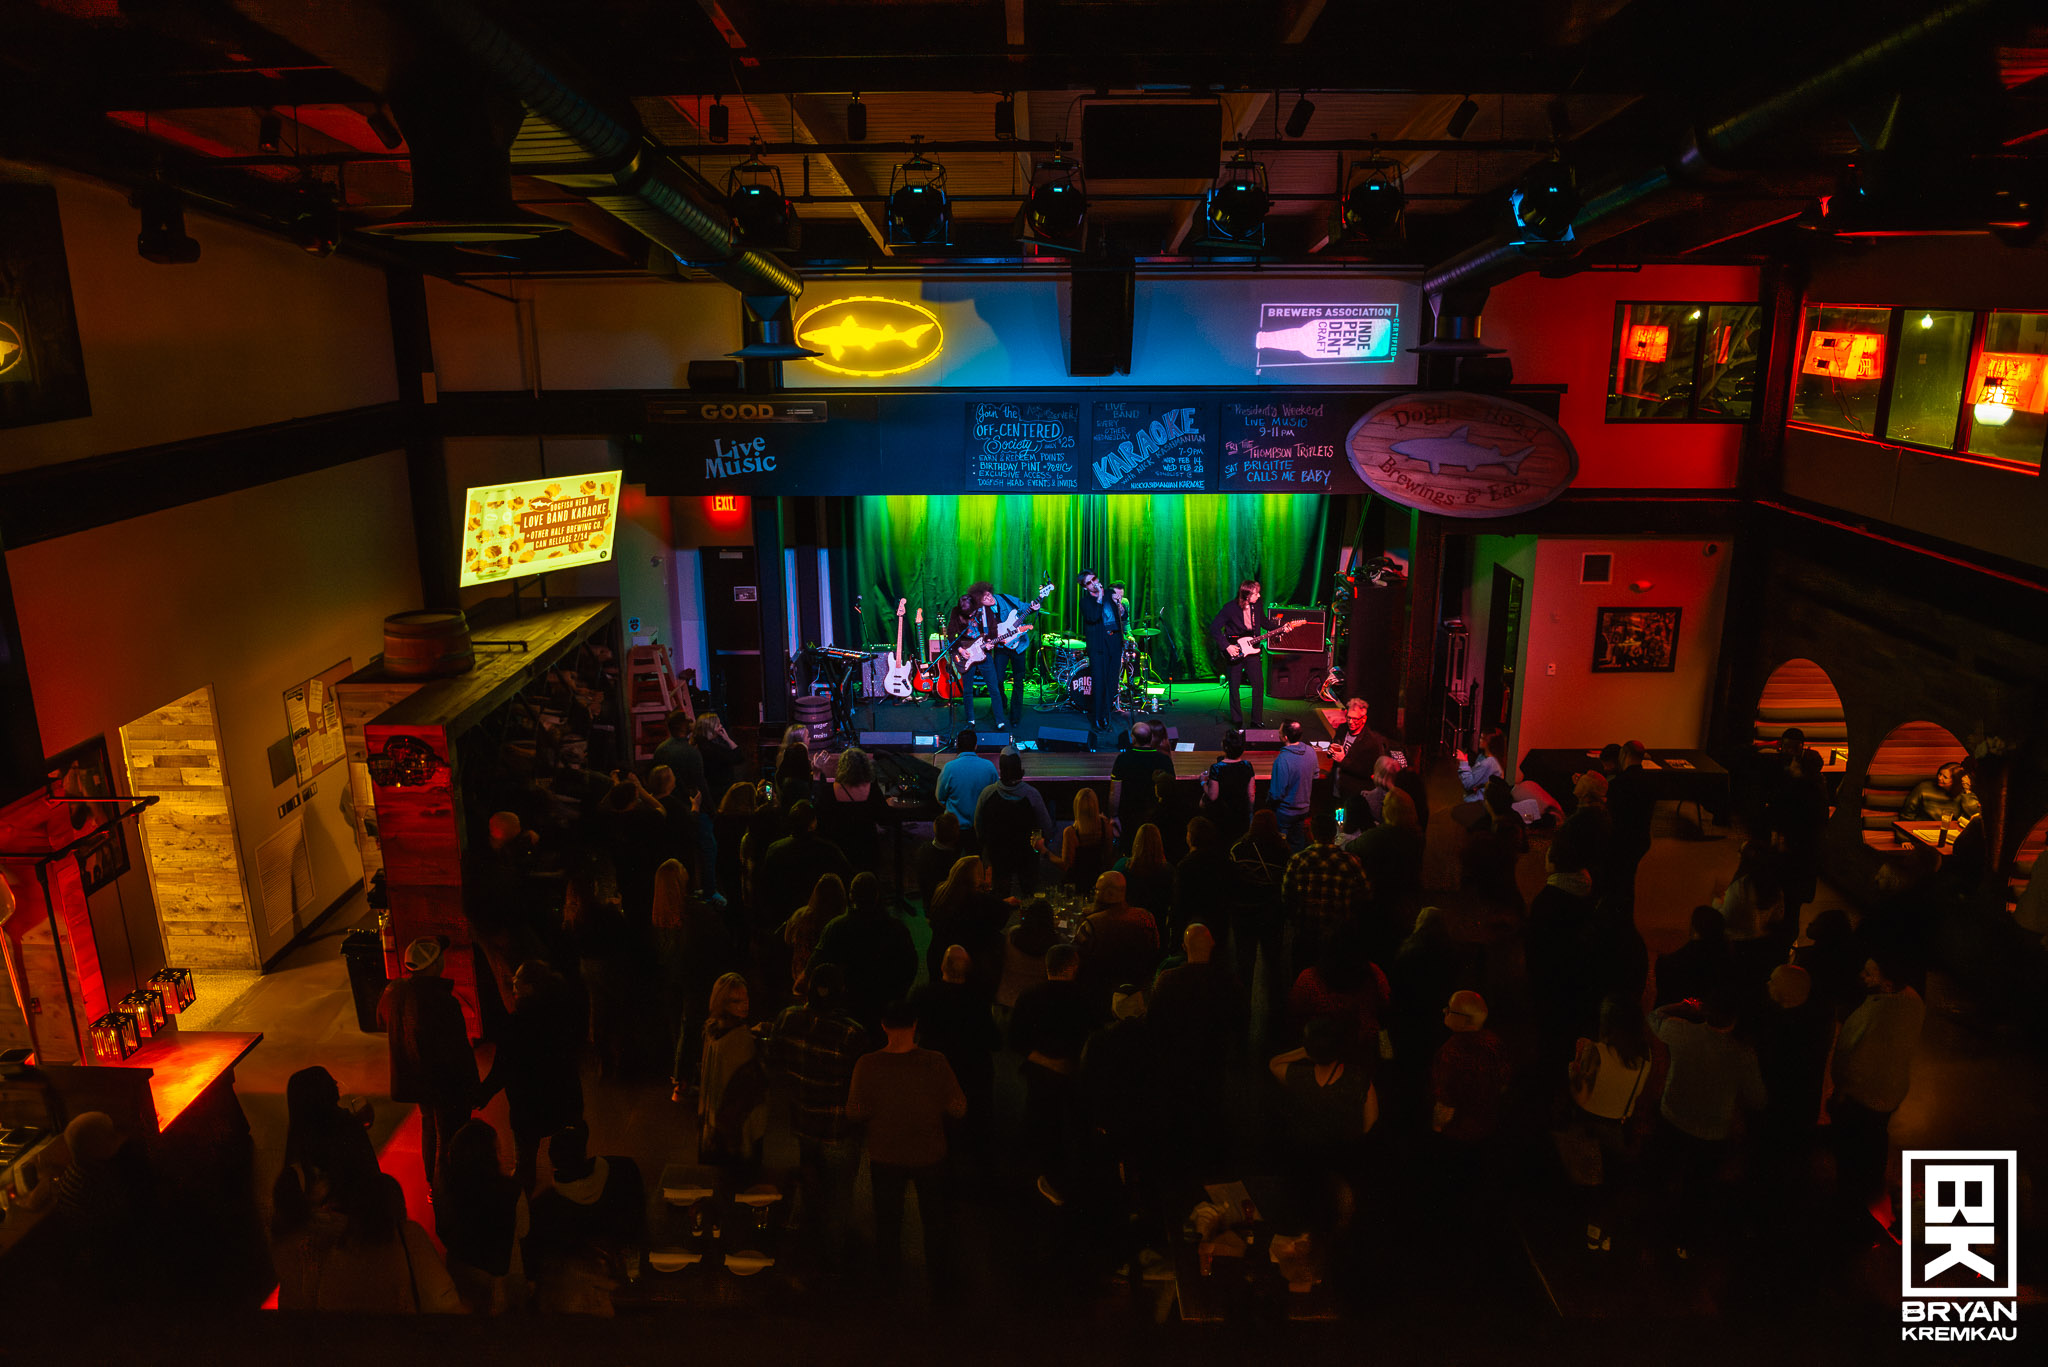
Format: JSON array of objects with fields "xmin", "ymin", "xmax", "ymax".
[
  {"xmin": 411, "ymin": 0, "xmax": 800, "ymax": 297},
  {"xmin": 1421, "ymin": 0, "xmax": 2001, "ymax": 303}
]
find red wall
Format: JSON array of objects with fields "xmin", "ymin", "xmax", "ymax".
[{"xmin": 1485, "ymin": 265, "xmax": 1760, "ymax": 489}]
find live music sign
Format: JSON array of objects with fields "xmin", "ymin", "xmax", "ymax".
[{"xmin": 1345, "ymin": 391, "xmax": 1578, "ymax": 519}]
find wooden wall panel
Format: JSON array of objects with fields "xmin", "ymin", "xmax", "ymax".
[{"xmin": 121, "ymin": 686, "xmax": 258, "ymax": 969}]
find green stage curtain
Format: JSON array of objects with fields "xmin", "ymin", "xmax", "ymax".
[{"xmin": 848, "ymin": 494, "xmax": 1327, "ymax": 679}]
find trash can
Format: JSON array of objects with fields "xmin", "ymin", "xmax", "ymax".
[{"xmin": 341, "ymin": 928, "xmax": 388, "ymax": 1033}]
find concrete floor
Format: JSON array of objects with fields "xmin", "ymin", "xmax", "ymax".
[{"xmin": 192, "ymin": 761, "xmax": 2044, "ymax": 1325}]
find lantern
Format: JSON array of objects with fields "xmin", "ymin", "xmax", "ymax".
[
  {"xmin": 121, "ymin": 988, "xmax": 164, "ymax": 1040},
  {"xmin": 150, "ymin": 967, "xmax": 194, "ymax": 1013},
  {"xmin": 91, "ymin": 1012, "xmax": 139, "ymax": 1061}
]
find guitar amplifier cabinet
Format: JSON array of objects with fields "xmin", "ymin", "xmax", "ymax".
[
  {"xmin": 1267, "ymin": 607, "xmax": 1326, "ymax": 654},
  {"xmin": 1267, "ymin": 653, "xmax": 1326, "ymax": 700},
  {"xmin": 859, "ymin": 651, "xmax": 891, "ymax": 698}
]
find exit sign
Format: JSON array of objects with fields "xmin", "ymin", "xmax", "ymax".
[{"xmin": 711, "ymin": 495, "xmax": 738, "ymax": 512}]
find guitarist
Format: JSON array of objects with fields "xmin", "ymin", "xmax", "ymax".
[
  {"xmin": 1209, "ymin": 579, "xmax": 1276, "ymax": 731},
  {"xmin": 1076, "ymin": 568, "xmax": 1126, "ymax": 732},
  {"xmin": 956, "ymin": 581, "xmax": 1031, "ymax": 731}
]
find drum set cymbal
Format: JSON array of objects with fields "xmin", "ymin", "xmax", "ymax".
[{"xmin": 1129, "ymin": 626, "xmax": 1161, "ymax": 639}]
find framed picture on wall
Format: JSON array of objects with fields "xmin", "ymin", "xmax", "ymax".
[
  {"xmin": 1591, "ymin": 606, "xmax": 1681, "ymax": 673},
  {"xmin": 46, "ymin": 735, "xmax": 129, "ymax": 894}
]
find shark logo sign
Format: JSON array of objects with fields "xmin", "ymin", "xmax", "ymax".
[
  {"xmin": 0, "ymin": 317, "xmax": 27, "ymax": 383},
  {"xmin": 1346, "ymin": 391, "xmax": 1576, "ymax": 519},
  {"xmin": 795, "ymin": 296, "xmax": 945, "ymax": 377}
]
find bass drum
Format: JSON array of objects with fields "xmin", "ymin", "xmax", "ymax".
[{"xmin": 1055, "ymin": 658, "xmax": 1094, "ymax": 706}]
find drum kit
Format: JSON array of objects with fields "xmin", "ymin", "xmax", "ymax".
[{"xmin": 1037, "ymin": 627, "xmax": 1167, "ymax": 715}]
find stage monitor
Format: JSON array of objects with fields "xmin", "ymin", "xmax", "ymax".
[{"xmin": 459, "ymin": 471, "xmax": 623, "ymax": 588}]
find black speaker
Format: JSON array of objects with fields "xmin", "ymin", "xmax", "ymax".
[
  {"xmin": 1068, "ymin": 264, "xmax": 1134, "ymax": 377},
  {"xmin": 857, "ymin": 731, "xmax": 918, "ymax": 750},
  {"xmin": 1267, "ymin": 653, "xmax": 1325, "ymax": 700},
  {"xmin": 1036, "ymin": 726, "xmax": 1094, "ymax": 752},
  {"xmin": 1243, "ymin": 728, "xmax": 1283, "ymax": 750},
  {"xmin": 1081, "ymin": 103, "xmax": 1220, "ymax": 179}
]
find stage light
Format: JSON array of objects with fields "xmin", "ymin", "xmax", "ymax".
[
  {"xmin": 1285, "ymin": 92, "xmax": 1315, "ymax": 139},
  {"xmin": 133, "ymin": 184, "xmax": 200, "ymax": 264},
  {"xmin": 367, "ymin": 106, "xmax": 403, "ymax": 149},
  {"xmin": 1337, "ymin": 158, "xmax": 1404, "ymax": 241},
  {"xmin": 1197, "ymin": 150, "xmax": 1271, "ymax": 249},
  {"xmin": 725, "ymin": 151, "xmax": 797, "ymax": 248},
  {"xmin": 994, "ymin": 93, "xmax": 1015, "ymax": 140},
  {"xmin": 847, "ymin": 92, "xmax": 867, "ymax": 142},
  {"xmin": 1016, "ymin": 153, "xmax": 1087, "ymax": 253},
  {"xmin": 257, "ymin": 111, "xmax": 282, "ymax": 153},
  {"xmin": 886, "ymin": 143, "xmax": 951, "ymax": 246},
  {"xmin": 1447, "ymin": 96, "xmax": 1480, "ymax": 140},
  {"xmin": 1510, "ymin": 158, "xmax": 1579, "ymax": 242},
  {"xmin": 708, "ymin": 96, "xmax": 729, "ymax": 144}
]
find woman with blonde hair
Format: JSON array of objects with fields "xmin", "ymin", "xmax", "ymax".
[
  {"xmin": 1113, "ymin": 822, "xmax": 1172, "ymax": 921},
  {"xmin": 1052, "ymin": 788, "xmax": 1113, "ymax": 892},
  {"xmin": 697, "ymin": 972, "xmax": 767, "ymax": 1173},
  {"xmin": 780, "ymin": 872, "xmax": 847, "ymax": 995}
]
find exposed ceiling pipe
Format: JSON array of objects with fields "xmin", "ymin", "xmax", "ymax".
[
  {"xmin": 1421, "ymin": 0, "xmax": 2003, "ymax": 303},
  {"xmin": 410, "ymin": 0, "xmax": 800, "ymax": 297}
]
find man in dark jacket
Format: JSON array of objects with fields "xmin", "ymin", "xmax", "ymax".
[
  {"xmin": 1010, "ymin": 944, "xmax": 1097, "ymax": 1204},
  {"xmin": 1526, "ymin": 815, "xmax": 1601, "ymax": 1069},
  {"xmin": 912, "ymin": 946, "xmax": 1003, "ymax": 1163},
  {"xmin": 1209, "ymin": 579, "xmax": 1275, "ymax": 731},
  {"xmin": 378, "ymin": 936, "xmax": 478, "ymax": 1189},
  {"xmin": 974, "ymin": 747, "xmax": 1055, "ymax": 897},
  {"xmin": 1604, "ymin": 740, "xmax": 1656, "ymax": 909},
  {"xmin": 479, "ymin": 961, "xmax": 586, "ymax": 1190},
  {"xmin": 809, "ymin": 872, "xmax": 918, "ymax": 1029},
  {"xmin": 755, "ymin": 801, "xmax": 853, "ymax": 932}
]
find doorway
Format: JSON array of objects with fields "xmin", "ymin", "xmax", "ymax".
[
  {"xmin": 1481, "ymin": 565, "xmax": 1525, "ymax": 745},
  {"xmin": 120, "ymin": 685, "xmax": 260, "ymax": 970}
]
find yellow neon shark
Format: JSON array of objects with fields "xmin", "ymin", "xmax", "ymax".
[
  {"xmin": 0, "ymin": 337, "xmax": 19, "ymax": 373},
  {"xmin": 799, "ymin": 314, "xmax": 937, "ymax": 361}
]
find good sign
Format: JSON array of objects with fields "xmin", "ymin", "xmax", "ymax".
[{"xmin": 1345, "ymin": 392, "xmax": 1577, "ymax": 519}]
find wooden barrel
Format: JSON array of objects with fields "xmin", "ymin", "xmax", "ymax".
[
  {"xmin": 384, "ymin": 610, "xmax": 474, "ymax": 678},
  {"xmin": 791, "ymin": 694, "xmax": 834, "ymax": 749}
]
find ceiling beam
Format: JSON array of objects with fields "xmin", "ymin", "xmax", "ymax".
[
  {"xmin": 786, "ymin": 94, "xmax": 893, "ymax": 255},
  {"xmin": 1279, "ymin": 0, "xmax": 1329, "ymax": 45},
  {"xmin": 1004, "ymin": 0, "xmax": 1026, "ymax": 49}
]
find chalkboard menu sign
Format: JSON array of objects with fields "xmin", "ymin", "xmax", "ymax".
[
  {"xmin": 965, "ymin": 400, "xmax": 1081, "ymax": 490},
  {"xmin": 1088, "ymin": 400, "xmax": 1212, "ymax": 491},
  {"xmin": 1219, "ymin": 400, "xmax": 1347, "ymax": 491}
]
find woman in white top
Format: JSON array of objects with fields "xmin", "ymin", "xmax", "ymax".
[{"xmin": 1562, "ymin": 995, "xmax": 1656, "ymax": 1253}]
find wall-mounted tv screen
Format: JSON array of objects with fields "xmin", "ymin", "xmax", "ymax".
[{"xmin": 459, "ymin": 471, "xmax": 623, "ymax": 588}]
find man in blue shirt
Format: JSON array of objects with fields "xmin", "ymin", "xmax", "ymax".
[
  {"xmin": 934, "ymin": 728, "xmax": 998, "ymax": 845},
  {"xmin": 1268, "ymin": 719, "xmax": 1318, "ymax": 850}
]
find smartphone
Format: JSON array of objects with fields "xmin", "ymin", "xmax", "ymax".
[
  {"xmin": 1335, "ymin": 807, "xmax": 1348, "ymax": 825},
  {"xmin": 762, "ymin": 779, "xmax": 775, "ymax": 801}
]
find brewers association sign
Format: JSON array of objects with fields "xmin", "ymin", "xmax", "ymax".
[{"xmin": 1346, "ymin": 391, "xmax": 1577, "ymax": 518}]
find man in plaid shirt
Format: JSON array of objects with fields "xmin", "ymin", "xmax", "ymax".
[
  {"xmin": 1282, "ymin": 809, "xmax": 1370, "ymax": 974},
  {"xmin": 766, "ymin": 963, "xmax": 870, "ymax": 1275}
]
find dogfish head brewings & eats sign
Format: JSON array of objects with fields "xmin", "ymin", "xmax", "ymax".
[
  {"xmin": 459, "ymin": 472, "xmax": 623, "ymax": 587},
  {"xmin": 1346, "ymin": 391, "xmax": 1577, "ymax": 518},
  {"xmin": 794, "ymin": 295, "xmax": 945, "ymax": 378}
]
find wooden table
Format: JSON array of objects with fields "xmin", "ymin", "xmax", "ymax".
[
  {"xmin": 108, "ymin": 1029, "xmax": 263, "ymax": 1131},
  {"xmin": 1891, "ymin": 819, "xmax": 1959, "ymax": 858},
  {"xmin": 1521, "ymin": 748, "xmax": 1732, "ymax": 825}
]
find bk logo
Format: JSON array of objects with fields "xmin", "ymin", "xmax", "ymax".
[{"xmin": 1902, "ymin": 1151, "xmax": 2019, "ymax": 1298}]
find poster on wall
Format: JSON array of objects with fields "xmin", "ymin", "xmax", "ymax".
[
  {"xmin": 459, "ymin": 472, "xmax": 622, "ymax": 587},
  {"xmin": 283, "ymin": 659, "xmax": 352, "ymax": 786},
  {"xmin": 1346, "ymin": 391, "xmax": 1577, "ymax": 518},
  {"xmin": 965, "ymin": 401, "xmax": 1081, "ymax": 491},
  {"xmin": 1254, "ymin": 303, "xmax": 1399, "ymax": 374},
  {"xmin": 1089, "ymin": 400, "xmax": 1212, "ymax": 491},
  {"xmin": 0, "ymin": 181, "xmax": 92, "ymax": 430},
  {"xmin": 1591, "ymin": 607, "xmax": 1681, "ymax": 673},
  {"xmin": 1219, "ymin": 400, "xmax": 1347, "ymax": 491},
  {"xmin": 45, "ymin": 736, "xmax": 128, "ymax": 894}
]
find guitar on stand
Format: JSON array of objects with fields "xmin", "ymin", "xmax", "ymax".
[{"xmin": 882, "ymin": 599, "xmax": 920, "ymax": 699}]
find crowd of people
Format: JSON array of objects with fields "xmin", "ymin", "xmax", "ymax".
[{"xmin": 117, "ymin": 706, "xmax": 1951, "ymax": 1316}]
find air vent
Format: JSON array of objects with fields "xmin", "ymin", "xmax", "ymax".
[{"xmin": 1582, "ymin": 553, "xmax": 1612, "ymax": 584}]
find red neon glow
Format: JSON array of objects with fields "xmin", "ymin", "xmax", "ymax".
[
  {"xmin": 105, "ymin": 1030, "xmax": 261, "ymax": 1130},
  {"xmin": 1970, "ymin": 351, "xmax": 2048, "ymax": 414},
  {"xmin": 711, "ymin": 495, "xmax": 739, "ymax": 513},
  {"xmin": 1801, "ymin": 330, "xmax": 1885, "ymax": 380},
  {"xmin": 1623, "ymin": 324, "xmax": 1670, "ymax": 363}
]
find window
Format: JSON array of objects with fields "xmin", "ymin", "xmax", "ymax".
[
  {"xmin": 1963, "ymin": 310, "xmax": 2048, "ymax": 471},
  {"xmin": 1790, "ymin": 304, "xmax": 1890, "ymax": 434},
  {"xmin": 1884, "ymin": 310, "xmax": 1972, "ymax": 448},
  {"xmin": 1606, "ymin": 302, "xmax": 1761, "ymax": 422}
]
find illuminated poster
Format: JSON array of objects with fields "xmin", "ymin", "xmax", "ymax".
[
  {"xmin": 459, "ymin": 471, "xmax": 622, "ymax": 586},
  {"xmin": 1254, "ymin": 303, "xmax": 1399, "ymax": 374}
]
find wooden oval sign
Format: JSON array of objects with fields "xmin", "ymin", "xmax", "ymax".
[{"xmin": 1346, "ymin": 391, "xmax": 1577, "ymax": 518}]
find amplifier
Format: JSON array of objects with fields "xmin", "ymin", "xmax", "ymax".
[
  {"xmin": 1267, "ymin": 607, "xmax": 1326, "ymax": 654},
  {"xmin": 859, "ymin": 652, "xmax": 891, "ymax": 697}
]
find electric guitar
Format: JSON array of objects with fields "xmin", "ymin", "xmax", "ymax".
[
  {"xmin": 1227, "ymin": 617, "xmax": 1308, "ymax": 658},
  {"xmin": 882, "ymin": 600, "xmax": 920, "ymax": 699},
  {"xmin": 954, "ymin": 582, "xmax": 1055, "ymax": 667}
]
